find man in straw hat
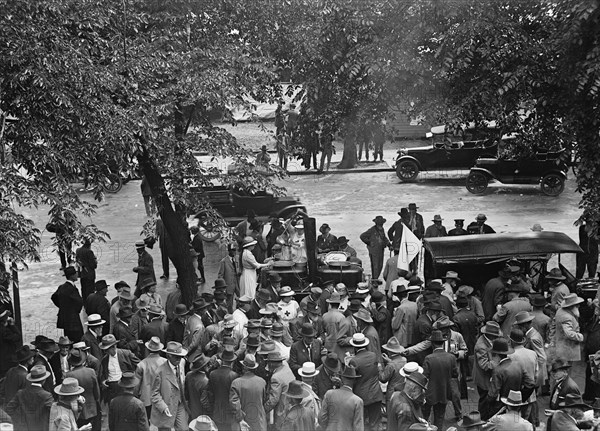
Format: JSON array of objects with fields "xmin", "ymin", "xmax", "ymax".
[
  {"xmin": 378, "ymin": 336, "xmax": 407, "ymax": 404},
  {"xmin": 360, "ymin": 215, "xmax": 392, "ymax": 279},
  {"xmin": 349, "ymin": 332, "xmax": 383, "ymax": 431},
  {"xmin": 5, "ymin": 364, "xmax": 53, "ymax": 431},
  {"xmin": 388, "ymin": 371, "xmax": 428, "ymax": 430},
  {"xmin": 487, "ymin": 390, "xmax": 533, "ymax": 431},
  {"xmin": 550, "ymin": 394, "xmax": 591, "ymax": 431},
  {"xmin": 51, "ymin": 266, "xmax": 84, "ymax": 342},
  {"xmin": 135, "ymin": 336, "xmax": 167, "ymax": 420},
  {"xmin": 109, "ymin": 371, "xmax": 148, "ymax": 431},
  {"xmin": 456, "ymin": 411, "xmax": 486, "ymax": 431},
  {"xmin": 230, "ymin": 354, "xmax": 267, "ymax": 431},
  {"xmin": 49, "ymin": 377, "xmax": 88, "ymax": 431},
  {"xmin": 132, "ymin": 240, "xmax": 156, "ymax": 297},
  {"xmin": 65, "ymin": 349, "xmax": 101, "ymax": 430},
  {"xmin": 151, "ymin": 341, "xmax": 189, "ymax": 430},
  {"xmin": 319, "ymin": 364, "xmax": 364, "ymax": 431},
  {"xmin": 207, "ymin": 348, "xmax": 239, "ymax": 431},
  {"xmin": 99, "ymin": 334, "xmax": 140, "ymax": 405},
  {"xmin": 297, "ymin": 361, "xmax": 321, "ymax": 419},
  {"xmin": 280, "ymin": 380, "xmax": 316, "ymax": 431},
  {"xmin": 265, "ymin": 350, "xmax": 295, "ymax": 428},
  {"xmin": 473, "ymin": 321, "xmax": 502, "ymax": 419},
  {"xmin": 554, "ymin": 293, "xmax": 585, "ymax": 362}
]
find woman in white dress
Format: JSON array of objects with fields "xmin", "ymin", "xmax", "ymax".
[{"xmin": 240, "ymin": 236, "xmax": 272, "ymax": 298}]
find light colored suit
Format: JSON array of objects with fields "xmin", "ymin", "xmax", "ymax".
[
  {"xmin": 135, "ymin": 353, "xmax": 167, "ymax": 407},
  {"xmin": 319, "ymin": 386, "xmax": 364, "ymax": 431},
  {"xmin": 488, "ymin": 410, "xmax": 533, "ymax": 431},
  {"xmin": 322, "ymin": 308, "xmax": 345, "ymax": 352},
  {"xmin": 554, "ymin": 307, "xmax": 583, "ymax": 361},
  {"xmin": 509, "ymin": 345, "xmax": 538, "ymax": 403},
  {"xmin": 392, "ymin": 299, "xmax": 418, "ymax": 346},
  {"xmin": 265, "ymin": 362, "xmax": 295, "ymax": 427},
  {"xmin": 230, "ymin": 372, "xmax": 267, "ymax": 431},
  {"xmin": 182, "ymin": 313, "xmax": 204, "ymax": 356},
  {"xmin": 64, "ymin": 366, "xmax": 100, "ymax": 420},
  {"xmin": 150, "ymin": 359, "xmax": 188, "ymax": 430}
]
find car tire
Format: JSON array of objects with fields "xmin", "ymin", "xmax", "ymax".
[
  {"xmin": 466, "ymin": 172, "xmax": 489, "ymax": 194},
  {"xmin": 102, "ymin": 173, "xmax": 123, "ymax": 193},
  {"xmin": 540, "ymin": 173, "xmax": 565, "ymax": 196},
  {"xmin": 396, "ymin": 160, "xmax": 419, "ymax": 181},
  {"xmin": 198, "ymin": 225, "xmax": 222, "ymax": 242}
]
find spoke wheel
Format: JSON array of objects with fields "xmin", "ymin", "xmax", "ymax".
[
  {"xmin": 102, "ymin": 173, "xmax": 122, "ymax": 193},
  {"xmin": 466, "ymin": 172, "xmax": 489, "ymax": 194},
  {"xmin": 541, "ymin": 173, "xmax": 565, "ymax": 196},
  {"xmin": 198, "ymin": 225, "xmax": 222, "ymax": 242},
  {"xmin": 396, "ymin": 160, "xmax": 419, "ymax": 181}
]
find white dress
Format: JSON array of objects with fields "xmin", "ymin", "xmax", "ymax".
[{"xmin": 240, "ymin": 249, "xmax": 260, "ymax": 298}]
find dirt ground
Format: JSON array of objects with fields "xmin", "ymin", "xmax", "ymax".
[{"xmin": 14, "ymin": 120, "xmax": 582, "ymax": 430}]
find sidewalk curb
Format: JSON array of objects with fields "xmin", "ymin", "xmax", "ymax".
[{"xmin": 287, "ymin": 166, "xmax": 395, "ymax": 175}]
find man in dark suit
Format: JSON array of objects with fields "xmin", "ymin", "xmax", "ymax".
[
  {"xmin": 156, "ymin": 218, "xmax": 174, "ymax": 280},
  {"xmin": 349, "ymin": 333, "xmax": 383, "ymax": 431},
  {"xmin": 246, "ymin": 289, "xmax": 270, "ymax": 320},
  {"xmin": 108, "ymin": 372, "xmax": 149, "ymax": 431},
  {"xmin": 72, "ymin": 341, "xmax": 101, "ymax": 379},
  {"xmin": 387, "ymin": 209, "xmax": 408, "ymax": 250},
  {"xmin": 217, "ymin": 246, "xmax": 239, "ymax": 313},
  {"xmin": 388, "ymin": 372, "xmax": 428, "ymax": 430},
  {"xmin": 85, "ymin": 280, "xmax": 110, "ymax": 336},
  {"xmin": 290, "ymin": 301, "xmax": 324, "ymax": 342},
  {"xmin": 51, "ymin": 266, "xmax": 84, "ymax": 342},
  {"xmin": 207, "ymin": 349, "xmax": 239, "ymax": 431},
  {"xmin": 32, "ymin": 336, "xmax": 60, "ymax": 395},
  {"xmin": 453, "ymin": 295, "xmax": 479, "ymax": 356},
  {"xmin": 408, "ymin": 300, "xmax": 442, "ymax": 364},
  {"xmin": 370, "ymin": 291, "xmax": 391, "ymax": 342},
  {"xmin": 407, "ymin": 203, "xmax": 425, "ymax": 239},
  {"xmin": 262, "ymin": 271, "xmax": 281, "ymax": 304},
  {"xmin": 112, "ymin": 306, "xmax": 141, "ymax": 355},
  {"xmin": 319, "ymin": 364, "xmax": 364, "ymax": 431},
  {"xmin": 132, "ymin": 241, "xmax": 156, "ymax": 298},
  {"xmin": 422, "ymin": 330, "xmax": 459, "ymax": 431},
  {"xmin": 314, "ymin": 352, "xmax": 340, "ymax": 399},
  {"xmin": 65, "ymin": 349, "xmax": 101, "ymax": 430},
  {"xmin": 289, "ymin": 323, "xmax": 323, "ymax": 378},
  {"xmin": 190, "ymin": 224, "xmax": 206, "ymax": 283},
  {"xmin": 2, "ymin": 345, "xmax": 35, "ymax": 403},
  {"xmin": 184, "ymin": 353, "xmax": 211, "ymax": 420},
  {"xmin": 230, "ymin": 354, "xmax": 267, "ymax": 431},
  {"xmin": 467, "ymin": 213, "xmax": 496, "ymax": 234},
  {"xmin": 0, "ymin": 309, "xmax": 21, "ymax": 378},
  {"xmin": 140, "ymin": 305, "xmax": 168, "ymax": 344},
  {"xmin": 99, "ymin": 334, "xmax": 140, "ymax": 404},
  {"xmin": 549, "ymin": 359, "xmax": 581, "ymax": 409},
  {"xmin": 82, "ymin": 314, "xmax": 105, "ymax": 362},
  {"xmin": 75, "ymin": 239, "xmax": 97, "ymax": 301},
  {"xmin": 482, "ymin": 266, "xmax": 515, "ymax": 321},
  {"xmin": 5, "ymin": 365, "xmax": 54, "ymax": 431}
]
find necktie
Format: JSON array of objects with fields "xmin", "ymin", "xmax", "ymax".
[{"xmin": 175, "ymin": 364, "xmax": 184, "ymax": 394}]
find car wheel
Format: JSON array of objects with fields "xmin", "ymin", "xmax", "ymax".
[
  {"xmin": 102, "ymin": 173, "xmax": 123, "ymax": 193},
  {"xmin": 396, "ymin": 160, "xmax": 419, "ymax": 181},
  {"xmin": 466, "ymin": 172, "xmax": 489, "ymax": 194},
  {"xmin": 541, "ymin": 173, "xmax": 565, "ymax": 196},
  {"xmin": 198, "ymin": 224, "xmax": 222, "ymax": 242}
]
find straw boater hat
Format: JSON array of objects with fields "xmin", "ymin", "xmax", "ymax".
[
  {"xmin": 54, "ymin": 377, "xmax": 84, "ymax": 396},
  {"xmin": 356, "ymin": 283, "xmax": 370, "ymax": 295},
  {"xmin": 242, "ymin": 236, "xmax": 257, "ymax": 248},
  {"xmin": 86, "ymin": 314, "xmax": 106, "ymax": 327},
  {"xmin": 349, "ymin": 333, "xmax": 370, "ymax": 348},
  {"xmin": 399, "ymin": 362, "xmax": 423, "ymax": 377},
  {"xmin": 561, "ymin": 293, "xmax": 584, "ymax": 308},
  {"xmin": 298, "ymin": 362, "xmax": 320, "ymax": 378},
  {"xmin": 135, "ymin": 241, "xmax": 146, "ymax": 249}
]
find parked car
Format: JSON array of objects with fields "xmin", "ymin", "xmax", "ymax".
[
  {"xmin": 465, "ymin": 150, "xmax": 568, "ymax": 196},
  {"xmin": 395, "ymin": 124, "xmax": 499, "ymax": 181}
]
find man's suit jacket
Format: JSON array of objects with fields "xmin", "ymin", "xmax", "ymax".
[
  {"xmin": 32, "ymin": 353, "xmax": 57, "ymax": 395},
  {"xmin": 319, "ymin": 386, "xmax": 364, "ymax": 431},
  {"xmin": 150, "ymin": 359, "xmax": 187, "ymax": 429},
  {"xmin": 65, "ymin": 366, "xmax": 100, "ymax": 419},
  {"xmin": 84, "ymin": 293, "xmax": 110, "ymax": 334},
  {"xmin": 246, "ymin": 300, "xmax": 262, "ymax": 320},
  {"xmin": 218, "ymin": 255, "xmax": 239, "ymax": 296},
  {"xmin": 473, "ymin": 335, "xmax": 494, "ymax": 390},
  {"xmin": 112, "ymin": 320, "xmax": 140, "ymax": 355},
  {"xmin": 289, "ymin": 339, "xmax": 323, "ymax": 378},
  {"xmin": 290, "ymin": 315, "xmax": 324, "ymax": 342},
  {"xmin": 392, "ymin": 299, "xmax": 418, "ymax": 346},
  {"xmin": 412, "ymin": 314, "xmax": 434, "ymax": 363},
  {"xmin": 313, "ymin": 365, "xmax": 336, "ymax": 399},
  {"xmin": 482, "ymin": 277, "xmax": 506, "ymax": 321},
  {"xmin": 555, "ymin": 307, "xmax": 583, "ymax": 362},
  {"xmin": 488, "ymin": 357, "xmax": 534, "ymax": 402},
  {"xmin": 134, "ymin": 353, "xmax": 167, "ymax": 407},
  {"xmin": 134, "ymin": 250, "xmax": 156, "ymax": 291},
  {"xmin": 548, "ymin": 410, "xmax": 580, "ymax": 431},
  {"xmin": 362, "ymin": 324, "xmax": 383, "ymax": 363},
  {"xmin": 265, "ymin": 362, "xmax": 295, "ymax": 427},
  {"xmin": 453, "ymin": 307, "xmax": 479, "ymax": 354},
  {"xmin": 387, "ymin": 221, "xmax": 405, "ymax": 252},
  {"xmin": 2, "ymin": 365, "xmax": 29, "ymax": 403},
  {"xmin": 488, "ymin": 411, "xmax": 534, "ymax": 431},
  {"xmin": 140, "ymin": 319, "xmax": 168, "ymax": 344},
  {"xmin": 334, "ymin": 315, "xmax": 357, "ymax": 359},
  {"xmin": 372, "ymin": 304, "xmax": 392, "ymax": 343},
  {"xmin": 100, "ymin": 349, "xmax": 140, "ymax": 383},
  {"xmin": 549, "ymin": 376, "xmax": 580, "ymax": 409},
  {"xmin": 387, "ymin": 390, "xmax": 423, "ymax": 431},
  {"xmin": 423, "ymin": 348, "xmax": 458, "ymax": 404},
  {"xmin": 5, "ymin": 384, "xmax": 54, "ymax": 431},
  {"xmin": 207, "ymin": 365, "xmax": 239, "ymax": 426},
  {"xmin": 185, "ymin": 370, "xmax": 210, "ymax": 419},
  {"xmin": 182, "ymin": 313, "xmax": 204, "ymax": 356},
  {"xmin": 408, "ymin": 213, "xmax": 425, "ymax": 239},
  {"xmin": 509, "ymin": 345, "xmax": 538, "ymax": 402},
  {"xmin": 85, "ymin": 354, "xmax": 102, "ymax": 383},
  {"xmin": 82, "ymin": 330, "xmax": 103, "ymax": 366},
  {"xmin": 494, "ymin": 297, "xmax": 533, "ymax": 336},
  {"xmin": 349, "ymin": 350, "xmax": 383, "ymax": 405},
  {"xmin": 322, "ymin": 309, "xmax": 345, "ymax": 353},
  {"xmin": 51, "ymin": 281, "xmax": 83, "ymax": 332},
  {"xmin": 108, "ymin": 393, "xmax": 149, "ymax": 431},
  {"xmin": 230, "ymin": 372, "xmax": 267, "ymax": 431}
]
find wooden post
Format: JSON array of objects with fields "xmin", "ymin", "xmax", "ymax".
[{"xmin": 11, "ymin": 261, "xmax": 23, "ymax": 346}]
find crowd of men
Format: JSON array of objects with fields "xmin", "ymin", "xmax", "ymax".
[{"xmin": 1, "ymin": 210, "xmax": 600, "ymax": 431}]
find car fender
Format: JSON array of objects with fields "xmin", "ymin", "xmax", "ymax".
[
  {"xmin": 275, "ymin": 204, "xmax": 307, "ymax": 218},
  {"xmin": 396, "ymin": 155, "xmax": 422, "ymax": 170},
  {"xmin": 469, "ymin": 167, "xmax": 495, "ymax": 179},
  {"xmin": 542, "ymin": 170, "xmax": 568, "ymax": 180}
]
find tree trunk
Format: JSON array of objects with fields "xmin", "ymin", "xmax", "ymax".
[
  {"xmin": 337, "ymin": 124, "xmax": 358, "ymax": 169},
  {"xmin": 137, "ymin": 151, "xmax": 197, "ymax": 307}
]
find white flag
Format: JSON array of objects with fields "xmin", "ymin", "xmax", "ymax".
[{"xmin": 398, "ymin": 223, "xmax": 421, "ymax": 272}]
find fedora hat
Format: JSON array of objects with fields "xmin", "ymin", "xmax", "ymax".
[
  {"xmin": 323, "ymin": 352, "xmax": 341, "ymax": 373},
  {"xmin": 268, "ymin": 271, "xmax": 282, "ymax": 282},
  {"xmin": 399, "ymin": 362, "xmax": 424, "ymax": 377},
  {"xmin": 490, "ymin": 337, "xmax": 514, "ymax": 355},
  {"xmin": 337, "ymin": 236, "xmax": 349, "ymax": 245},
  {"xmin": 148, "ymin": 304, "xmax": 164, "ymax": 316},
  {"xmin": 118, "ymin": 288, "xmax": 135, "ymax": 301},
  {"xmin": 63, "ymin": 266, "xmax": 77, "ymax": 277},
  {"xmin": 561, "ymin": 293, "xmax": 584, "ymax": 308},
  {"xmin": 279, "ymin": 286, "xmax": 295, "ymax": 297},
  {"xmin": 475, "ymin": 213, "xmax": 487, "ymax": 221},
  {"xmin": 191, "ymin": 353, "xmax": 211, "ymax": 370},
  {"xmin": 58, "ymin": 336, "xmax": 73, "ymax": 347},
  {"xmin": 457, "ymin": 411, "xmax": 486, "ymax": 428},
  {"xmin": 406, "ymin": 371, "xmax": 428, "ymax": 389},
  {"xmin": 36, "ymin": 337, "xmax": 59, "ymax": 353},
  {"xmin": 72, "ymin": 342, "xmax": 89, "ymax": 352},
  {"xmin": 500, "ymin": 390, "xmax": 526, "ymax": 407},
  {"xmin": 531, "ymin": 295, "xmax": 547, "ymax": 308},
  {"xmin": 382, "ymin": 336, "xmax": 405, "ymax": 354},
  {"xmin": 271, "ymin": 322, "xmax": 284, "ymax": 337},
  {"xmin": 212, "ymin": 278, "xmax": 227, "ymax": 290},
  {"xmin": 192, "ymin": 298, "xmax": 211, "ymax": 311},
  {"xmin": 240, "ymin": 353, "xmax": 259, "ymax": 369},
  {"xmin": 117, "ymin": 306, "xmax": 133, "ymax": 319},
  {"xmin": 242, "ymin": 236, "xmax": 257, "ymax": 248},
  {"xmin": 433, "ymin": 316, "xmax": 454, "ymax": 330},
  {"xmin": 426, "ymin": 281, "xmax": 444, "ymax": 292},
  {"xmin": 340, "ymin": 364, "xmax": 361, "ymax": 379},
  {"xmin": 259, "ymin": 303, "xmax": 279, "ymax": 315},
  {"xmin": 371, "ymin": 290, "xmax": 385, "ymax": 303},
  {"xmin": 257, "ymin": 340, "xmax": 277, "ymax": 355},
  {"xmin": 222, "ymin": 314, "xmax": 236, "ymax": 329},
  {"xmin": 326, "ymin": 292, "xmax": 343, "ymax": 303},
  {"xmin": 68, "ymin": 350, "xmax": 86, "ymax": 367},
  {"xmin": 558, "ymin": 393, "xmax": 591, "ymax": 410},
  {"xmin": 54, "ymin": 377, "xmax": 84, "ymax": 396},
  {"xmin": 286, "ymin": 380, "xmax": 310, "ymax": 399},
  {"xmin": 424, "ymin": 300, "xmax": 442, "ymax": 312},
  {"xmin": 456, "ymin": 295, "xmax": 469, "ymax": 308},
  {"xmin": 408, "ymin": 203, "xmax": 419, "ymax": 210},
  {"xmin": 163, "ymin": 341, "xmax": 188, "ymax": 357},
  {"xmin": 246, "ymin": 333, "xmax": 260, "ymax": 348},
  {"xmin": 319, "ymin": 223, "xmax": 331, "ymax": 233},
  {"xmin": 408, "ymin": 276, "xmax": 423, "ymax": 287},
  {"xmin": 546, "ymin": 267, "xmax": 566, "ymax": 280},
  {"xmin": 266, "ymin": 351, "xmax": 285, "ymax": 362},
  {"xmin": 480, "ymin": 321, "xmax": 502, "ymax": 337},
  {"xmin": 189, "ymin": 416, "xmax": 218, "ymax": 431},
  {"xmin": 398, "ymin": 208, "xmax": 409, "ymax": 216},
  {"xmin": 349, "ymin": 333, "xmax": 370, "ymax": 348},
  {"xmin": 173, "ymin": 304, "xmax": 189, "ymax": 316},
  {"xmin": 145, "ymin": 336, "xmax": 164, "ymax": 352},
  {"xmin": 443, "ymin": 271, "xmax": 460, "ymax": 280},
  {"xmin": 27, "ymin": 365, "xmax": 51, "ymax": 383},
  {"xmin": 94, "ymin": 280, "xmax": 109, "ymax": 291},
  {"xmin": 513, "ymin": 311, "xmax": 534, "ymax": 326},
  {"xmin": 260, "ymin": 318, "xmax": 273, "ymax": 329},
  {"xmin": 114, "ymin": 280, "xmax": 130, "ymax": 290},
  {"xmin": 15, "ymin": 345, "xmax": 36, "ymax": 363},
  {"xmin": 432, "ymin": 215, "xmax": 443, "ymax": 222},
  {"xmin": 306, "ymin": 301, "xmax": 320, "ymax": 315},
  {"xmin": 457, "ymin": 285, "xmax": 474, "ymax": 296},
  {"xmin": 135, "ymin": 295, "xmax": 150, "ymax": 310},
  {"xmin": 298, "ymin": 362, "xmax": 320, "ymax": 378},
  {"xmin": 135, "ymin": 240, "xmax": 146, "ymax": 249},
  {"xmin": 372, "ymin": 215, "xmax": 386, "ymax": 224},
  {"xmin": 100, "ymin": 334, "xmax": 118, "ymax": 350},
  {"xmin": 429, "ymin": 330, "xmax": 447, "ymax": 343},
  {"xmin": 509, "ymin": 328, "xmax": 526, "ymax": 345},
  {"xmin": 551, "ymin": 359, "xmax": 572, "ymax": 372},
  {"xmin": 300, "ymin": 323, "xmax": 316, "ymax": 338},
  {"xmin": 118, "ymin": 371, "xmax": 139, "ymax": 388},
  {"xmin": 86, "ymin": 314, "xmax": 106, "ymax": 327},
  {"xmin": 220, "ymin": 349, "xmax": 236, "ymax": 362},
  {"xmin": 141, "ymin": 280, "xmax": 157, "ymax": 291},
  {"xmin": 354, "ymin": 308, "xmax": 373, "ymax": 324},
  {"xmin": 245, "ymin": 319, "xmax": 261, "ymax": 330}
]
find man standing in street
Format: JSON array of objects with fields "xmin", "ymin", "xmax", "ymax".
[
  {"xmin": 75, "ymin": 239, "xmax": 97, "ymax": 301},
  {"xmin": 387, "ymin": 209, "xmax": 408, "ymax": 250},
  {"xmin": 218, "ymin": 245, "xmax": 239, "ymax": 313},
  {"xmin": 85, "ymin": 281, "xmax": 111, "ymax": 336},
  {"xmin": 360, "ymin": 215, "xmax": 391, "ymax": 279},
  {"xmin": 473, "ymin": 321, "xmax": 501, "ymax": 419},
  {"xmin": 65, "ymin": 349, "xmax": 101, "ymax": 431},
  {"xmin": 265, "ymin": 351, "xmax": 295, "ymax": 428},
  {"xmin": 82, "ymin": 314, "xmax": 105, "ymax": 361},
  {"xmin": 554, "ymin": 293, "xmax": 585, "ymax": 363},
  {"xmin": 467, "ymin": 213, "xmax": 495, "ymax": 234},
  {"xmin": 493, "ymin": 286, "xmax": 533, "ymax": 336},
  {"xmin": 289, "ymin": 323, "xmax": 323, "ymax": 378},
  {"xmin": 230, "ymin": 354, "xmax": 267, "ymax": 431},
  {"xmin": 407, "ymin": 203, "xmax": 425, "ymax": 239},
  {"xmin": 133, "ymin": 241, "xmax": 156, "ymax": 298},
  {"xmin": 2, "ymin": 345, "xmax": 35, "ymax": 403},
  {"xmin": 99, "ymin": 334, "xmax": 140, "ymax": 405},
  {"xmin": 548, "ymin": 268, "xmax": 570, "ymax": 312},
  {"xmin": 156, "ymin": 218, "xmax": 173, "ymax": 280},
  {"xmin": 387, "ymin": 371, "xmax": 428, "ymax": 430},
  {"xmin": 109, "ymin": 372, "xmax": 149, "ymax": 431},
  {"xmin": 5, "ymin": 364, "xmax": 54, "ymax": 431},
  {"xmin": 508, "ymin": 328, "xmax": 538, "ymax": 425},
  {"xmin": 319, "ymin": 365, "xmax": 364, "ymax": 431},
  {"xmin": 280, "ymin": 381, "xmax": 316, "ymax": 431},
  {"xmin": 51, "ymin": 266, "xmax": 84, "ymax": 342},
  {"xmin": 135, "ymin": 336, "xmax": 167, "ymax": 420},
  {"xmin": 208, "ymin": 349, "xmax": 239, "ymax": 431},
  {"xmin": 482, "ymin": 265, "xmax": 516, "ymax": 321},
  {"xmin": 486, "ymin": 390, "xmax": 533, "ymax": 431},
  {"xmin": 424, "ymin": 215, "xmax": 448, "ymax": 238},
  {"xmin": 448, "ymin": 219, "xmax": 468, "ymax": 236}
]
